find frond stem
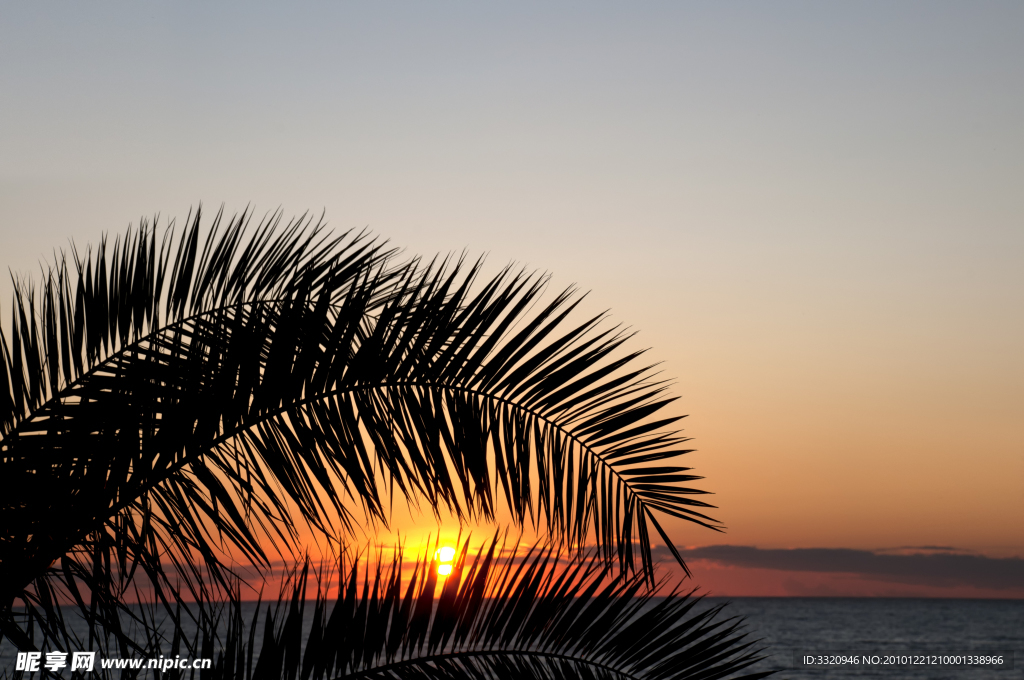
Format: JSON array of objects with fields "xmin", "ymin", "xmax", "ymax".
[{"xmin": 214, "ymin": 381, "xmax": 644, "ymax": 505}]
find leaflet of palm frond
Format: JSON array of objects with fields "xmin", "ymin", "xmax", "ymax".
[{"xmin": 218, "ymin": 536, "xmax": 775, "ymax": 680}]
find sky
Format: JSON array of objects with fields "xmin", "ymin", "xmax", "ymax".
[{"xmin": 2, "ymin": 1, "xmax": 1022, "ymax": 597}]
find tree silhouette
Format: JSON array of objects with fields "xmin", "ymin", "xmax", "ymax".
[{"xmin": 0, "ymin": 208, "xmax": 773, "ymax": 679}]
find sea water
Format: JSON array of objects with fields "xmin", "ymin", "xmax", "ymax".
[
  {"xmin": 2, "ymin": 598, "xmax": 1020, "ymax": 678},
  {"xmin": 717, "ymin": 598, "xmax": 1022, "ymax": 679}
]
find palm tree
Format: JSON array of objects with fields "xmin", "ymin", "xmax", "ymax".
[{"xmin": 0, "ymin": 208, "xmax": 774, "ymax": 678}]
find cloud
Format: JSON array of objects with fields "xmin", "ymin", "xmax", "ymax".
[{"xmin": 662, "ymin": 545, "xmax": 1024, "ymax": 591}]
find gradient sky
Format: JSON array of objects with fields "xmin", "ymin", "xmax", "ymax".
[{"xmin": 2, "ymin": 2, "xmax": 1021, "ymax": 596}]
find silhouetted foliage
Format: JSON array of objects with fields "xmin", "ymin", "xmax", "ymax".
[
  {"xmin": 0, "ymin": 208, "xmax": 771, "ymax": 679},
  {"xmin": 209, "ymin": 535, "xmax": 771, "ymax": 680}
]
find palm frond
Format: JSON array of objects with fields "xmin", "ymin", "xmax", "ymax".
[
  {"xmin": 2, "ymin": 210, "xmax": 720, "ymax": 653},
  {"xmin": 217, "ymin": 536, "xmax": 772, "ymax": 680}
]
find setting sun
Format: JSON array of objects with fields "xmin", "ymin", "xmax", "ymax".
[{"xmin": 435, "ymin": 546, "xmax": 456, "ymax": 576}]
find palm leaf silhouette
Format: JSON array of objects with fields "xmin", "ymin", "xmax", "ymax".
[
  {"xmin": 1, "ymin": 209, "xmax": 728, "ymax": 667},
  {"xmin": 1, "ymin": 208, "xmax": 398, "ymax": 644},
  {"xmin": 95, "ymin": 536, "xmax": 772, "ymax": 680}
]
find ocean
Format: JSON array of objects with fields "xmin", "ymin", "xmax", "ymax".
[
  {"xmin": 717, "ymin": 598, "xmax": 1022, "ymax": 679},
  {"xmin": 2, "ymin": 598, "xmax": 1020, "ymax": 678}
]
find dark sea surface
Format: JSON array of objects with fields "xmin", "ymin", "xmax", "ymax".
[
  {"xmin": 716, "ymin": 598, "xmax": 1022, "ymax": 679},
  {"xmin": 2, "ymin": 598, "xmax": 1020, "ymax": 678}
]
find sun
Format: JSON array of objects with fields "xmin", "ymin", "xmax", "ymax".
[{"xmin": 434, "ymin": 546, "xmax": 456, "ymax": 576}]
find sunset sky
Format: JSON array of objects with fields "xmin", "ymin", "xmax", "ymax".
[{"xmin": 2, "ymin": 2, "xmax": 1021, "ymax": 597}]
